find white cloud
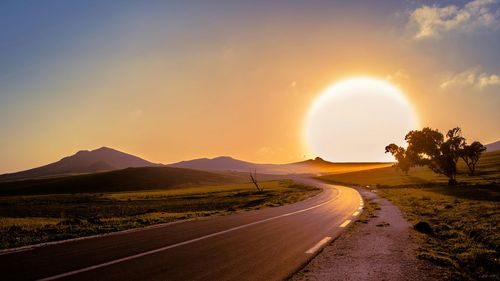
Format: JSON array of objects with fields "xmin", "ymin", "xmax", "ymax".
[
  {"xmin": 440, "ymin": 68, "xmax": 500, "ymax": 89},
  {"xmin": 409, "ymin": 0, "xmax": 500, "ymax": 39}
]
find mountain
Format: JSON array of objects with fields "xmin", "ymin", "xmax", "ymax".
[
  {"xmin": 169, "ymin": 156, "xmax": 256, "ymax": 171},
  {"xmin": 485, "ymin": 140, "xmax": 500, "ymax": 152},
  {"xmin": 0, "ymin": 147, "xmax": 161, "ymax": 182},
  {"xmin": 168, "ymin": 156, "xmax": 289, "ymax": 173},
  {"xmin": 169, "ymin": 156, "xmax": 391, "ymax": 175},
  {"xmin": 1, "ymin": 147, "xmax": 393, "ymax": 183}
]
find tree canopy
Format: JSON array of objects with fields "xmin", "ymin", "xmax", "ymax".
[
  {"xmin": 460, "ymin": 141, "xmax": 486, "ymax": 176},
  {"xmin": 385, "ymin": 127, "xmax": 484, "ymax": 185}
]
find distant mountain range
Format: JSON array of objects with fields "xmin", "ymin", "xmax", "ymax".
[
  {"xmin": 168, "ymin": 156, "xmax": 389, "ymax": 175},
  {"xmin": 0, "ymin": 147, "xmax": 161, "ymax": 182},
  {"xmin": 485, "ymin": 140, "xmax": 500, "ymax": 152},
  {"xmin": 172, "ymin": 139, "xmax": 498, "ymax": 173},
  {"xmin": 0, "ymin": 146, "xmax": 407, "ymax": 182}
]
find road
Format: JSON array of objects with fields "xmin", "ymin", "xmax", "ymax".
[{"xmin": 0, "ymin": 179, "xmax": 363, "ymax": 281}]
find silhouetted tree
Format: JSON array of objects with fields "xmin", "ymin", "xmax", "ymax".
[
  {"xmin": 437, "ymin": 127, "xmax": 465, "ymax": 185},
  {"xmin": 460, "ymin": 141, "xmax": 486, "ymax": 176},
  {"xmin": 401, "ymin": 127, "xmax": 464, "ymax": 185},
  {"xmin": 384, "ymin": 143, "xmax": 411, "ymax": 174},
  {"xmin": 249, "ymin": 170, "xmax": 264, "ymax": 192},
  {"xmin": 387, "ymin": 127, "xmax": 486, "ymax": 185}
]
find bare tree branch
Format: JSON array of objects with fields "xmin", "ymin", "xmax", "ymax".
[{"xmin": 249, "ymin": 169, "xmax": 263, "ymax": 192}]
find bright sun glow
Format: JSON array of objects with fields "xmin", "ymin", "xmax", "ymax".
[{"xmin": 304, "ymin": 77, "xmax": 419, "ymax": 162}]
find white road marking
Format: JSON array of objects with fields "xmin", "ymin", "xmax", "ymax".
[
  {"xmin": 358, "ymin": 206, "xmax": 363, "ymax": 210},
  {"xmin": 352, "ymin": 211, "xmax": 360, "ymax": 216},
  {"xmin": 0, "ymin": 247, "xmax": 34, "ymax": 256},
  {"xmin": 305, "ymin": 237, "xmax": 332, "ymax": 254},
  {"xmin": 339, "ymin": 220, "xmax": 351, "ymax": 228},
  {"xmin": 37, "ymin": 188, "xmax": 343, "ymax": 281}
]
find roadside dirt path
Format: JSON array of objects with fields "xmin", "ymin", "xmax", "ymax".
[{"xmin": 290, "ymin": 188, "xmax": 445, "ymax": 281}]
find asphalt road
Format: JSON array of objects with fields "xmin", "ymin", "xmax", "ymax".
[{"xmin": 0, "ymin": 179, "xmax": 363, "ymax": 281}]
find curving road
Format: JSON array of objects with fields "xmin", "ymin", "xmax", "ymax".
[{"xmin": 0, "ymin": 179, "xmax": 363, "ymax": 281}]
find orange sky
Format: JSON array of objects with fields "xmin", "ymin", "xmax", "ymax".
[{"xmin": 1, "ymin": 1, "xmax": 499, "ymax": 173}]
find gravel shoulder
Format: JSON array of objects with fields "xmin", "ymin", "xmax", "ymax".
[{"xmin": 290, "ymin": 188, "xmax": 446, "ymax": 281}]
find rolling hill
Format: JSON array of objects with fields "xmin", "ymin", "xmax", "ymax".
[
  {"xmin": 0, "ymin": 147, "xmax": 162, "ymax": 182},
  {"xmin": 485, "ymin": 140, "xmax": 500, "ymax": 152},
  {"xmin": 0, "ymin": 166, "xmax": 247, "ymax": 196}
]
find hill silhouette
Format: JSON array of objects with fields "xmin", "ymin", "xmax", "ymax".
[
  {"xmin": 169, "ymin": 156, "xmax": 390, "ymax": 175},
  {"xmin": 486, "ymin": 140, "xmax": 500, "ymax": 152},
  {"xmin": 0, "ymin": 166, "xmax": 244, "ymax": 196},
  {"xmin": 169, "ymin": 156, "xmax": 256, "ymax": 171},
  {"xmin": 0, "ymin": 147, "xmax": 161, "ymax": 182},
  {"xmin": 1, "ymin": 147, "xmax": 392, "ymax": 182}
]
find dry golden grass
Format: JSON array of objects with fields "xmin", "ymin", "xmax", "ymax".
[
  {"xmin": 105, "ymin": 181, "xmax": 284, "ymax": 200},
  {"xmin": 378, "ymin": 186, "xmax": 499, "ymax": 281},
  {"xmin": 0, "ymin": 217, "xmax": 61, "ymax": 229}
]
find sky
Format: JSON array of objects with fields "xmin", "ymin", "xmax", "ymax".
[{"xmin": 0, "ymin": 0, "xmax": 499, "ymax": 173}]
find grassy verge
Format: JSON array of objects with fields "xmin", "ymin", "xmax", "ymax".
[
  {"xmin": 377, "ymin": 185, "xmax": 499, "ymax": 281},
  {"xmin": 0, "ymin": 180, "xmax": 320, "ymax": 250},
  {"xmin": 353, "ymin": 197, "xmax": 379, "ymax": 227}
]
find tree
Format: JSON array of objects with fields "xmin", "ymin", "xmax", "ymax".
[
  {"xmin": 438, "ymin": 127, "xmax": 465, "ymax": 185},
  {"xmin": 384, "ymin": 143, "xmax": 411, "ymax": 174},
  {"xmin": 404, "ymin": 127, "xmax": 444, "ymax": 166},
  {"xmin": 249, "ymin": 170, "xmax": 264, "ymax": 192},
  {"xmin": 386, "ymin": 127, "xmax": 486, "ymax": 185},
  {"xmin": 402, "ymin": 127, "xmax": 464, "ymax": 185},
  {"xmin": 460, "ymin": 141, "xmax": 486, "ymax": 175}
]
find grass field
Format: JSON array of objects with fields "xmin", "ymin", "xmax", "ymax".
[
  {"xmin": 0, "ymin": 180, "xmax": 320, "ymax": 250},
  {"xmin": 318, "ymin": 151, "xmax": 499, "ymax": 281},
  {"xmin": 0, "ymin": 166, "xmax": 250, "ymax": 196}
]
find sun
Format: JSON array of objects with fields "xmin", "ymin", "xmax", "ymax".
[{"xmin": 304, "ymin": 77, "xmax": 419, "ymax": 162}]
